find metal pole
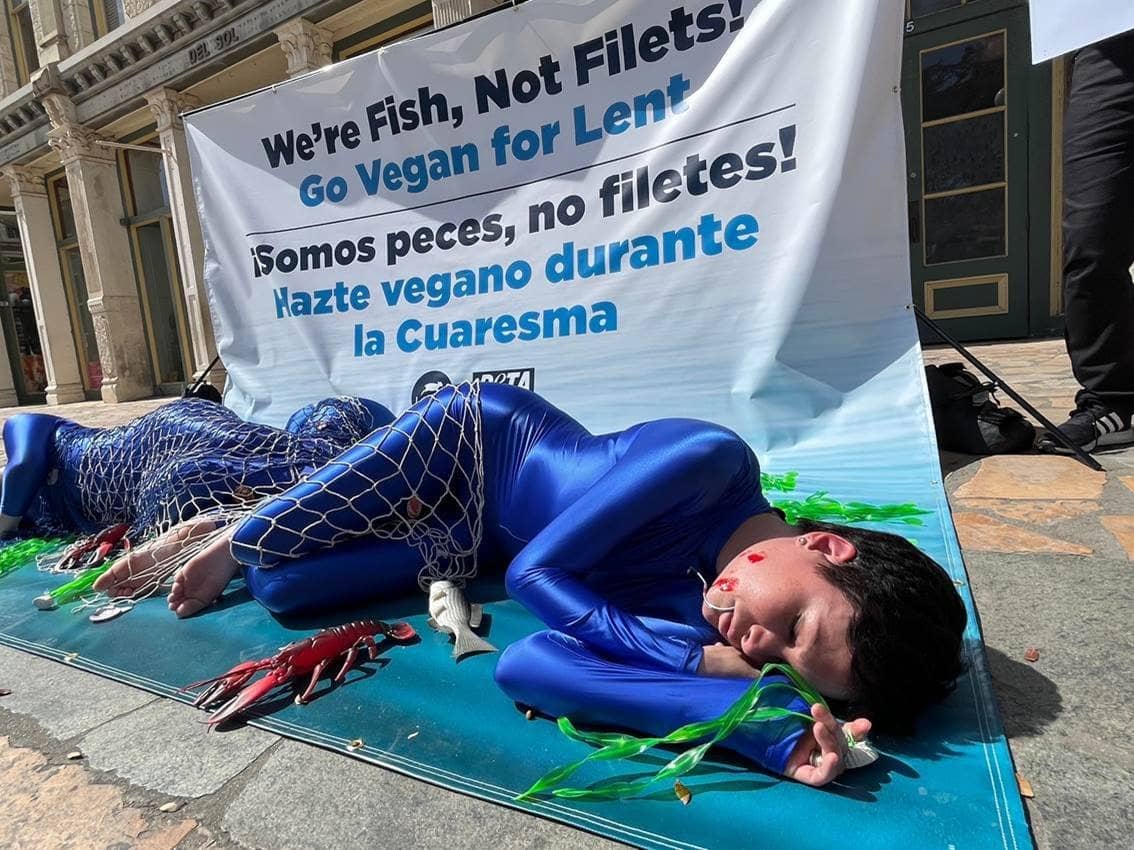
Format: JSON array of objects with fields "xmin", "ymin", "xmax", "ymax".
[{"xmin": 914, "ymin": 306, "xmax": 1103, "ymax": 472}]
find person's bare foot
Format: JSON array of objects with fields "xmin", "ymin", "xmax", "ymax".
[
  {"xmin": 167, "ymin": 528, "xmax": 241, "ymax": 618},
  {"xmin": 94, "ymin": 518, "xmax": 218, "ymax": 599}
]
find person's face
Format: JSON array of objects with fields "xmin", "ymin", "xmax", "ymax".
[{"xmin": 702, "ymin": 532, "xmax": 856, "ymax": 699}]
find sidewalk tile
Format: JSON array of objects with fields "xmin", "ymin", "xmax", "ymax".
[
  {"xmin": 80, "ymin": 699, "xmax": 276, "ymax": 797},
  {"xmin": 955, "ymin": 499, "xmax": 1098, "ymax": 525},
  {"xmin": 953, "ymin": 456, "xmax": 1105, "ymax": 501},
  {"xmin": 0, "ymin": 736, "xmax": 184, "ymax": 849},
  {"xmin": 1100, "ymin": 516, "xmax": 1134, "ymax": 560},
  {"xmin": 0, "ymin": 647, "xmax": 155, "ymax": 739},
  {"xmin": 952, "ymin": 512, "xmax": 1092, "ymax": 555}
]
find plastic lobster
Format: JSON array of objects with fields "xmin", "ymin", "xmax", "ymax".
[
  {"xmin": 182, "ymin": 619, "xmax": 417, "ymax": 725},
  {"xmin": 57, "ymin": 524, "xmax": 130, "ymax": 571}
]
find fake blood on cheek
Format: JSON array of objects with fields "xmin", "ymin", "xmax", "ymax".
[
  {"xmin": 712, "ymin": 576, "xmax": 738, "ymax": 592},
  {"xmin": 746, "ymin": 552, "xmax": 765, "ymax": 563}
]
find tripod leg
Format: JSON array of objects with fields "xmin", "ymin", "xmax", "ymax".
[{"xmin": 913, "ymin": 307, "xmax": 1104, "ymax": 472}]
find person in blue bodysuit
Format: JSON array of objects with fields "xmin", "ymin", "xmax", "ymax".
[
  {"xmin": 0, "ymin": 395, "xmax": 395, "ymax": 540},
  {"xmin": 96, "ymin": 382, "xmax": 966, "ymax": 787}
]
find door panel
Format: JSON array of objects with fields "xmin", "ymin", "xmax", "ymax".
[{"xmin": 903, "ymin": 7, "xmax": 1031, "ymax": 340}]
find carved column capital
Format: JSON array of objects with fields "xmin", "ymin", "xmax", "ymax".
[
  {"xmin": 47, "ymin": 123, "xmax": 113, "ymax": 165},
  {"xmin": 2, "ymin": 164, "xmax": 47, "ymax": 198},
  {"xmin": 145, "ymin": 87, "xmax": 201, "ymax": 133},
  {"xmin": 274, "ymin": 18, "xmax": 333, "ymax": 78}
]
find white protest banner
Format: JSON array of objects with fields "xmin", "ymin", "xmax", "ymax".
[
  {"xmin": 1029, "ymin": 0, "xmax": 1134, "ymax": 63},
  {"xmin": 186, "ymin": 0, "xmax": 919, "ymax": 467}
]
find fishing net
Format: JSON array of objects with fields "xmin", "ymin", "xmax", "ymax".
[
  {"xmin": 66, "ymin": 384, "xmax": 484, "ymax": 609},
  {"xmin": 237, "ymin": 382, "xmax": 485, "ymax": 590},
  {"xmin": 31, "ymin": 397, "xmax": 388, "ymax": 609}
]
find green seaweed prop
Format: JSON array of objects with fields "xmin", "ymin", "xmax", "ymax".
[
  {"xmin": 761, "ymin": 470, "xmax": 930, "ymax": 526},
  {"xmin": 40, "ymin": 561, "xmax": 112, "ymax": 607},
  {"xmin": 518, "ymin": 664, "xmax": 826, "ymax": 802},
  {"xmin": 0, "ymin": 537, "xmax": 66, "ymax": 578}
]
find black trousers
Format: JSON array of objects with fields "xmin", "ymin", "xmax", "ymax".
[{"xmin": 1062, "ymin": 30, "xmax": 1134, "ymax": 414}]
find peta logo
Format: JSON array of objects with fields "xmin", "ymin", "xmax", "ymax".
[
  {"xmin": 472, "ymin": 368, "xmax": 535, "ymax": 390},
  {"xmin": 412, "ymin": 370, "xmax": 453, "ymax": 403}
]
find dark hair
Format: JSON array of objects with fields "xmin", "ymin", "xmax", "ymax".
[{"xmin": 797, "ymin": 518, "xmax": 967, "ymax": 734}]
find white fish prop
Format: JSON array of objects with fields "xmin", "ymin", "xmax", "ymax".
[{"xmin": 427, "ymin": 580, "xmax": 497, "ymax": 660}]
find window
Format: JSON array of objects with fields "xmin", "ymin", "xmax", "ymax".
[
  {"xmin": 48, "ymin": 175, "xmax": 103, "ymax": 392},
  {"xmin": 119, "ymin": 137, "xmax": 192, "ymax": 389},
  {"xmin": 6, "ymin": 0, "xmax": 39, "ymax": 86},
  {"xmin": 89, "ymin": 0, "xmax": 125, "ymax": 38}
]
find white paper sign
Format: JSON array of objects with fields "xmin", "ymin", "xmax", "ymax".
[{"xmin": 1029, "ymin": 0, "xmax": 1134, "ymax": 63}]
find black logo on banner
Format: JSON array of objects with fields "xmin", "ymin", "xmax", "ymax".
[
  {"xmin": 412, "ymin": 370, "xmax": 453, "ymax": 403},
  {"xmin": 472, "ymin": 368, "xmax": 535, "ymax": 391}
]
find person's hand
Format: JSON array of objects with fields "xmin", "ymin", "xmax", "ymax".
[
  {"xmin": 697, "ymin": 642, "xmax": 763, "ymax": 679},
  {"xmin": 785, "ymin": 703, "xmax": 872, "ymax": 786}
]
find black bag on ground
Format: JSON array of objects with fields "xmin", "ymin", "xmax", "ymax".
[{"xmin": 924, "ymin": 362, "xmax": 1035, "ymax": 454}]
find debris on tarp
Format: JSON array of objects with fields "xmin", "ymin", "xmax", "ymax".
[
  {"xmin": 1024, "ymin": 647, "xmax": 1040, "ymax": 663},
  {"xmin": 674, "ymin": 780, "xmax": 693, "ymax": 805}
]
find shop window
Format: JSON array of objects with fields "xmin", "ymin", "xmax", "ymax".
[
  {"xmin": 48, "ymin": 175, "xmax": 103, "ymax": 392},
  {"xmin": 5, "ymin": 0, "xmax": 39, "ymax": 86},
  {"xmin": 918, "ymin": 30, "xmax": 1008, "ymax": 266},
  {"xmin": 119, "ymin": 138, "xmax": 192, "ymax": 389}
]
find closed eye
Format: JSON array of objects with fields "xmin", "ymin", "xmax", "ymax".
[{"xmin": 789, "ymin": 613, "xmax": 801, "ymax": 644}]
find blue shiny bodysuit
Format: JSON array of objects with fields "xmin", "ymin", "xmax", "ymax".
[
  {"xmin": 231, "ymin": 383, "xmax": 809, "ymax": 775},
  {"xmin": 0, "ymin": 396, "xmax": 394, "ymax": 538}
]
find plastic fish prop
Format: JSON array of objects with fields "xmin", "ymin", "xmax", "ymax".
[{"xmin": 427, "ymin": 580, "xmax": 496, "ymax": 660}]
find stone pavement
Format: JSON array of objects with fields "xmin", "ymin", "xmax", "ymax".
[{"xmin": 1, "ymin": 339, "xmax": 1132, "ymax": 849}]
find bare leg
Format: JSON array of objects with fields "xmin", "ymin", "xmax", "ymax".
[{"xmin": 167, "ymin": 527, "xmax": 242, "ymax": 618}]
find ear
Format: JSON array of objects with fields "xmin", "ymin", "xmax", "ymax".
[{"xmin": 802, "ymin": 532, "xmax": 857, "ymax": 564}]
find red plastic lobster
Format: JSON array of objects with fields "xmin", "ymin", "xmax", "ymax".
[
  {"xmin": 182, "ymin": 619, "xmax": 417, "ymax": 725},
  {"xmin": 58, "ymin": 524, "xmax": 131, "ymax": 570}
]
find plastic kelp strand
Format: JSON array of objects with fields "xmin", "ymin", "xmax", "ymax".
[
  {"xmin": 0, "ymin": 538, "xmax": 66, "ymax": 578},
  {"xmin": 759, "ymin": 471, "xmax": 799, "ymax": 493},
  {"xmin": 772, "ymin": 490, "xmax": 930, "ymax": 526},
  {"xmin": 48, "ymin": 561, "xmax": 112, "ymax": 605},
  {"xmin": 517, "ymin": 663, "xmax": 822, "ymax": 802}
]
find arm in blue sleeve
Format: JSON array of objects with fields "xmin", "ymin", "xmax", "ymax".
[
  {"xmin": 1, "ymin": 414, "xmax": 62, "ymax": 520},
  {"xmin": 504, "ymin": 421, "xmax": 747, "ymax": 674},
  {"xmin": 495, "ymin": 630, "xmax": 810, "ymax": 777}
]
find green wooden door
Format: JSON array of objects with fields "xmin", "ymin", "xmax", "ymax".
[{"xmin": 902, "ymin": 5, "xmax": 1032, "ymax": 340}]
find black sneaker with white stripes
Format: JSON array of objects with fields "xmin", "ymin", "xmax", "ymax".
[{"xmin": 1038, "ymin": 406, "xmax": 1134, "ymax": 454}]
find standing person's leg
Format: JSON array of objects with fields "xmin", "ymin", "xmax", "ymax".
[{"xmin": 1045, "ymin": 31, "xmax": 1134, "ymax": 452}]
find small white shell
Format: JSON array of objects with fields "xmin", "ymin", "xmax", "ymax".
[{"xmin": 88, "ymin": 604, "xmax": 129, "ymax": 624}]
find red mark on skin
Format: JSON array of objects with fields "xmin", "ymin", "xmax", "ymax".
[
  {"xmin": 713, "ymin": 576, "xmax": 738, "ymax": 592},
  {"xmin": 746, "ymin": 552, "xmax": 765, "ymax": 563}
]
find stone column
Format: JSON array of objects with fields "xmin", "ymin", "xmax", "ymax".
[
  {"xmin": 59, "ymin": 0, "xmax": 96, "ymax": 53},
  {"xmin": 30, "ymin": 0, "xmax": 70, "ymax": 64},
  {"xmin": 35, "ymin": 66, "xmax": 153, "ymax": 402},
  {"xmin": 2, "ymin": 165, "xmax": 85, "ymax": 404},
  {"xmin": 274, "ymin": 18, "xmax": 332, "ymax": 78},
  {"xmin": 145, "ymin": 86, "xmax": 223, "ymax": 389},
  {"xmin": 0, "ymin": 322, "xmax": 17, "ymax": 406}
]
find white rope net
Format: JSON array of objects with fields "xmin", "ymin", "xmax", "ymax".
[{"xmin": 68, "ymin": 385, "xmax": 485, "ymax": 612}]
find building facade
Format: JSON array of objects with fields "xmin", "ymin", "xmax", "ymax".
[{"xmin": 0, "ymin": 0, "xmax": 1074, "ymax": 406}]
